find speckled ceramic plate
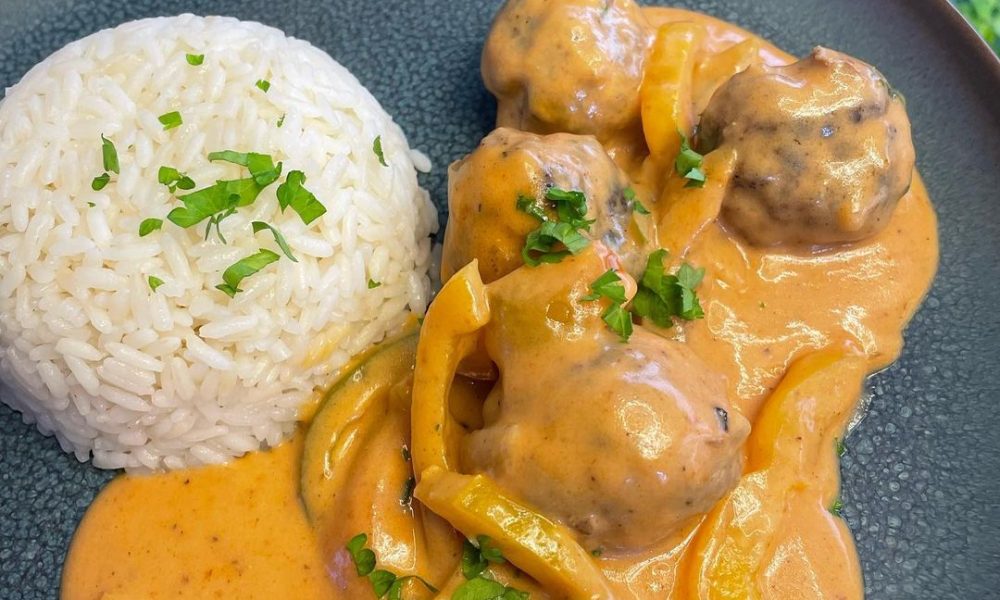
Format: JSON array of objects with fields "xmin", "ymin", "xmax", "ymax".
[{"xmin": 1, "ymin": 1, "xmax": 998, "ymax": 598}]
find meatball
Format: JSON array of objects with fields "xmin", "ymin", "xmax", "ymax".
[
  {"xmin": 462, "ymin": 259, "xmax": 749, "ymax": 552},
  {"xmin": 482, "ymin": 0, "xmax": 651, "ymax": 140},
  {"xmin": 441, "ymin": 127, "xmax": 644, "ymax": 283},
  {"xmin": 699, "ymin": 47, "xmax": 915, "ymax": 246}
]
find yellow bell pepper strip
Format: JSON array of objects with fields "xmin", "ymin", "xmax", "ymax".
[
  {"xmin": 656, "ymin": 148, "xmax": 736, "ymax": 261},
  {"xmin": 640, "ymin": 22, "xmax": 706, "ymax": 165},
  {"xmin": 685, "ymin": 346, "xmax": 866, "ymax": 600},
  {"xmin": 300, "ymin": 332, "xmax": 419, "ymax": 524},
  {"xmin": 411, "ymin": 261, "xmax": 491, "ymax": 478},
  {"xmin": 692, "ymin": 38, "xmax": 762, "ymax": 115},
  {"xmin": 415, "ymin": 466, "xmax": 615, "ymax": 600}
]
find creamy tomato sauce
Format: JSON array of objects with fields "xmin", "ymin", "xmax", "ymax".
[{"xmin": 62, "ymin": 4, "xmax": 937, "ymax": 600}]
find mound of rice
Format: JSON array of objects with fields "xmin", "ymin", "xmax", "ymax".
[{"xmin": 0, "ymin": 15, "xmax": 438, "ymax": 470}]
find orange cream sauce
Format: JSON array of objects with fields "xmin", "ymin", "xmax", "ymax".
[
  {"xmin": 61, "ymin": 6, "xmax": 938, "ymax": 600},
  {"xmin": 61, "ymin": 433, "xmax": 336, "ymax": 600}
]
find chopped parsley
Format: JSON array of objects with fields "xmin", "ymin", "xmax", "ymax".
[
  {"xmin": 138, "ymin": 218, "xmax": 163, "ymax": 237},
  {"xmin": 147, "ymin": 276, "xmax": 165, "ymax": 292},
  {"xmin": 830, "ymin": 498, "xmax": 844, "ymax": 517},
  {"xmin": 158, "ymin": 111, "xmax": 183, "ymax": 131},
  {"xmin": 277, "ymin": 113, "xmax": 286, "ymax": 128},
  {"xmin": 675, "ymin": 133, "xmax": 706, "ymax": 188},
  {"xmin": 368, "ymin": 279, "xmax": 382, "ymax": 289},
  {"xmin": 591, "ymin": 547, "xmax": 604, "ymax": 558},
  {"xmin": 157, "ymin": 166, "xmax": 195, "ymax": 193},
  {"xmin": 255, "ymin": 79, "xmax": 271, "ymax": 92},
  {"xmin": 516, "ymin": 186, "xmax": 594, "ymax": 266},
  {"xmin": 185, "ymin": 53, "xmax": 205, "ymax": 66},
  {"xmin": 251, "ymin": 221, "xmax": 298, "ymax": 262},
  {"xmin": 207, "ymin": 151, "xmax": 283, "ymax": 186},
  {"xmin": 836, "ymin": 437, "xmax": 847, "ymax": 457},
  {"xmin": 101, "ymin": 134, "xmax": 120, "ymax": 175},
  {"xmin": 92, "ymin": 134, "xmax": 120, "ymax": 190},
  {"xmin": 91, "ymin": 172, "xmax": 110, "ymax": 191},
  {"xmin": 583, "ymin": 269, "xmax": 632, "ymax": 341},
  {"xmin": 373, "ymin": 135, "xmax": 388, "ymax": 167},
  {"xmin": 624, "ymin": 186, "xmax": 650, "ymax": 214},
  {"xmin": 215, "ymin": 249, "xmax": 281, "ymax": 298},
  {"xmin": 276, "ymin": 170, "xmax": 327, "ymax": 225},
  {"xmin": 399, "ymin": 476, "xmax": 416, "ymax": 507},
  {"xmin": 87, "ymin": 202, "xmax": 96, "ymax": 208},
  {"xmin": 453, "ymin": 536, "xmax": 527, "ymax": 600},
  {"xmin": 345, "ymin": 533, "xmax": 437, "ymax": 600},
  {"xmin": 631, "ymin": 249, "xmax": 705, "ymax": 328}
]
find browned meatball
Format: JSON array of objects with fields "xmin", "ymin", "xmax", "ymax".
[
  {"xmin": 482, "ymin": 0, "xmax": 651, "ymax": 140},
  {"xmin": 462, "ymin": 256, "xmax": 749, "ymax": 552},
  {"xmin": 699, "ymin": 47, "xmax": 915, "ymax": 246},
  {"xmin": 441, "ymin": 127, "xmax": 645, "ymax": 283}
]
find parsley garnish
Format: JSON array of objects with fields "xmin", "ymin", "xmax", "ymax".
[
  {"xmin": 148, "ymin": 276, "xmax": 165, "ymax": 292},
  {"xmin": 591, "ymin": 547, "xmax": 604, "ymax": 557},
  {"xmin": 276, "ymin": 170, "xmax": 326, "ymax": 225},
  {"xmin": 373, "ymin": 135, "xmax": 388, "ymax": 167},
  {"xmin": 91, "ymin": 173, "xmax": 110, "ymax": 191},
  {"xmin": 631, "ymin": 249, "xmax": 705, "ymax": 328},
  {"xmin": 185, "ymin": 53, "xmax": 205, "ymax": 66},
  {"xmin": 158, "ymin": 166, "xmax": 195, "ymax": 193},
  {"xmin": 251, "ymin": 221, "xmax": 298, "ymax": 262},
  {"xmin": 453, "ymin": 536, "xmax": 527, "ymax": 600},
  {"xmin": 101, "ymin": 134, "xmax": 120, "ymax": 175},
  {"xmin": 255, "ymin": 79, "xmax": 271, "ymax": 92},
  {"xmin": 87, "ymin": 202, "xmax": 96, "ymax": 208},
  {"xmin": 830, "ymin": 498, "xmax": 844, "ymax": 517},
  {"xmin": 583, "ymin": 269, "xmax": 633, "ymax": 341},
  {"xmin": 215, "ymin": 249, "xmax": 280, "ymax": 298},
  {"xmin": 92, "ymin": 135, "xmax": 119, "ymax": 190},
  {"xmin": 277, "ymin": 113, "xmax": 286, "ymax": 128},
  {"xmin": 138, "ymin": 218, "xmax": 163, "ymax": 237},
  {"xmin": 625, "ymin": 187, "xmax": 651, "ymax": 214},
  {"xmin": 836, "ymin": 437, "xmax": 847, "ymax": 457},
  {"xmin": 368, "ymin": 279, "xmax": 382, "ymax": 289},
  {"xmin": 400, "ymin": 476, "xmax": 416, "ymax": 507},
  {"xmin": 516, "ymin": 186, "xmax": 594, "ymax": 266},
  {"xmin": 675, "ymin": 134, "xmax": 706, "ymax": 188},
  {"xmin": 158, "ymin": 111, "xmax": 183, "ymax": 131},
  {"xmin": 345, "ymin": 533, "xmax": 437, "ymax": 600},
  {"xmin": 207, "ymin": 151, "xmax": 283, "ymax": 186}
]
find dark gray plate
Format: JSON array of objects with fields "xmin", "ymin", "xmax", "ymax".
[{"xmin": 1, "ymin": 1, "xmax": 998, "ymax": 598}]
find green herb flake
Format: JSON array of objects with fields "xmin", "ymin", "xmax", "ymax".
[
  {"xmin": 836, "ymin": 437, "xmax": 847, "ymax": 457},
  {"xmin": 603, "ymin": 303, "xmax": 634, "ymax": 342},
  {"xmin": 630, "ymin": 249, "xmax": 706, "ymax": 329},
  {"xmin": 255, "ymin": 79, "xmax": 271, "ymax": 92},
  {"xmin": 515, "ymin": 194, "xmax": 547, "ymax": 222},
  {"xmin": 158, "ymin": 166, "xmax": 196, "ymax": 193},
  {"xmin": 158, "ymin": 111, "xmax": 183, "ymax": 131},
  {"xmin": 87, "ymin": 202, "xmax": 96, "ymax": 208},
  {"xmin": 399, "ymin": 476, "xmax": 416, "ymax": 507},
  {"xmin": 215, "ymin": 249, "xmax": 281, "ymax": 298},
  {"xmin": 452, "ymin": 576, "xmax": 528, "ymax": 600},
  {"xmin": 521, "ymin": 220, "xmax": 590, "ymax": 267},
  {"xmin": 345, "ymin": 533, "xmax": 438, "ymax": 599},
  {"xmin": 546, "ymin": 186, "xmax": 593, "ymax": 230},
  {"xmin": 91, "ymin": 173, "xmax": 110, "ymax": 191},
  {"xmin": 251, "ymin": 221, "xmax": 298, "ymax": 262},
  {"xmin": 101, "ymin": 134, "xmax": 120, "ymax": 174},
  {"xmin": 624, "ymin": 186, "xmax": 651, "ymax": 215},
  {"xmin": 582, "ymin": 269, "xmax": 627, "ymax": 304},
  {"xmin": 373, "ymin": 135, "xmax": 388, "ymax": 167},
  {"xmin": 147, "ymin": 275, "xmax": 165, "ymax": 292},
  {"xmin": 277, "ymin": 113, "xmax": 286, "ymax": 128},
  {"xmin": 675, "ymin": 133, "xmax": 706, "ymax": 188},
  {"xmin": 139, "ymin": 218, "xmax": 163, "ymax": 237},
  {"xmin": 207, "ymin": 150, "xmax": 282, "ymax": 186},
  {"xmin": 591, "ymin": 547, "xmax": 604, "ymax": 557},
  {"xmin": 185, "ymin": 53, "xmax": 205, "ymax": 66},
  {"xmin": 276, "ymin": 170, "xmax": 327, "ymax": 225},
  {"xmin": 830, "ymin": 498, "xmax": 845, "ymax": 517},
  {"xmin": 368, "ymin": 279, "xmax": 382, "ymax": 289}
]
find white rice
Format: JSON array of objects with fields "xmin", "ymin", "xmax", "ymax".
[{"xmin": 0, "ymin": 15, "xmax": 438, "ymax": 470}]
